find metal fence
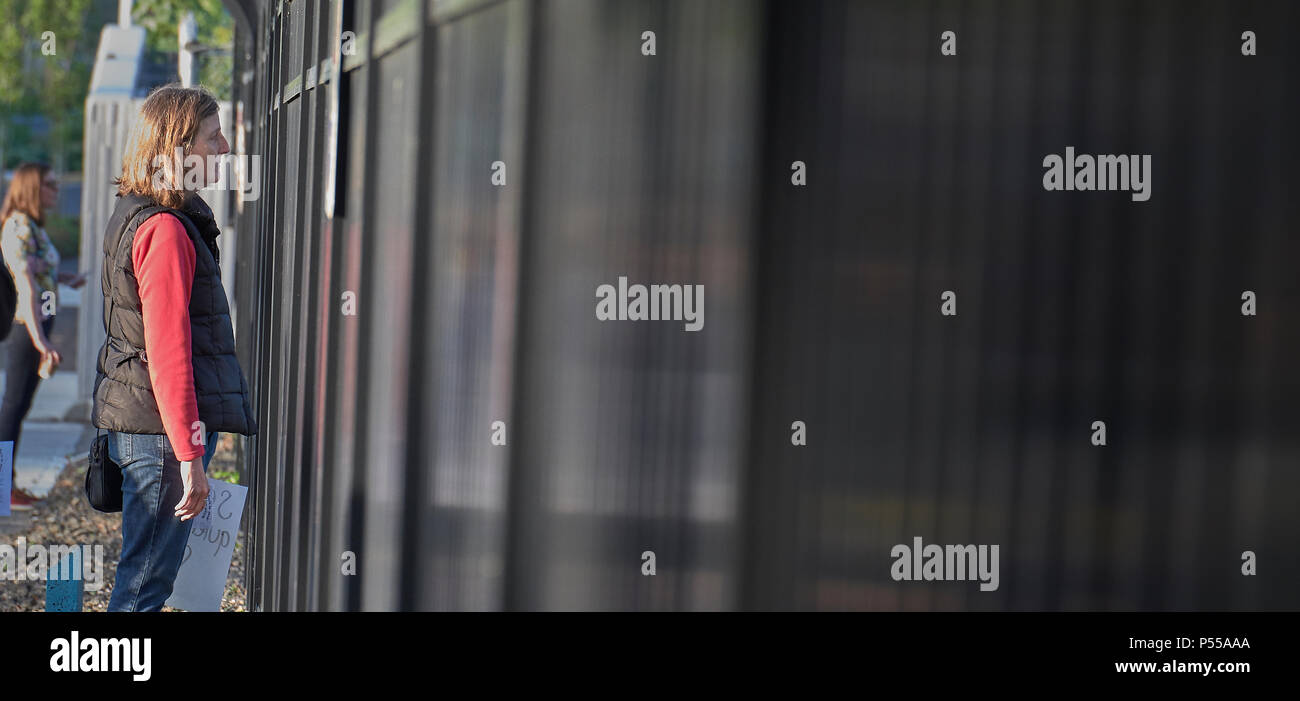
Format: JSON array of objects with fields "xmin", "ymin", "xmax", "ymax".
[{"xmin": 226, "ymin": 0, "xmax": 1300, "ymax": 611}]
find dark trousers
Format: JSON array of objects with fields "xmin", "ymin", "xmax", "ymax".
[{"xmin": 0, "ymin": 316, "xmax": 55, "ymax": 476}]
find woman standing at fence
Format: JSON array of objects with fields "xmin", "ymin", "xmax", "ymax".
[
  {"xmin": 92, "ymin": 84, "xmax": 257, "ymax": 611},
  {"xmin": 1, "ymin": 163, "xmax": 88, "ymax": 510}
]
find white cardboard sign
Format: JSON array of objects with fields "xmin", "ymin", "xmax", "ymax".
[{"xmin": 165, "ymin": 478, "xmax": 248, "ymax": 612}]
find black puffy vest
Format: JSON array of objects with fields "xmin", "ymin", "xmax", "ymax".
[{"xmin": 90, "ymin": 193, "xmax": 258, "ymax": 437}]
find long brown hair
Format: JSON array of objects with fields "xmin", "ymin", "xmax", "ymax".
[
  {"xmin": 1, "ymin": 162, "xmax": 52, "ymax": 227},
  {"xmin": 114, "ymin": 83, "xmax": 220, "ymax": 209}
]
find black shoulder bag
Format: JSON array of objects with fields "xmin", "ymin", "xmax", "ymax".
[{"xmin": 85, "ymin": 428, "xmax": 122, "ymax": 512}]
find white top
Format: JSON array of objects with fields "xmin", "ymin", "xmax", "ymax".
[{"xmin": 1, "ymin": 211, "xmax": 61, "ymax": 322}]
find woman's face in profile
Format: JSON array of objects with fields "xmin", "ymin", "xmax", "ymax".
[
  {"xmin": 40, "ymin": 173, "xmax": 59, "ymax": 211},
  {"xmin": 189, "ymin": 114, "xmax": 230, "ymax": 188}
]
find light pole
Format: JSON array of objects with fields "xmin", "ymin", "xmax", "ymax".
[{"xmin": 178, "ymin": 11, "xmax": 231, "ymax": 88}]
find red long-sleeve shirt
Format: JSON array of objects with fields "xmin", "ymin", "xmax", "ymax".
[{"xmin": 132, "ymin": 213, "xmax": 204, "ymax": 461}]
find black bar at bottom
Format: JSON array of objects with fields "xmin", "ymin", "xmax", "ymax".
[{"xmin": 2, "ymin": 611, "xmax": 1288, "ymax": 688}]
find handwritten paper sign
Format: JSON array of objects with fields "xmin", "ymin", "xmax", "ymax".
[
  {"xmin": 165, "ymin": 478, "xmax": 247, "ymax": 612},
  {"xmin": 0, "ymin": 440, "xmax": 13, "ymax": 518}
]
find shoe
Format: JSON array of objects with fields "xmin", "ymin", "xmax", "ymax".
[{"xmin": 9, "ymin": 488, "xmax": 40, "ymax": 511}]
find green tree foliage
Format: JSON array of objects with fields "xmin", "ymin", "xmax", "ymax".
[
  {"xmin": 132, "ymin": 0, "xmax": 233, "ymax": 98},
  {"xmin": 0, "ymin": 0, "xmax": 232, "ymax": 171},
  {"xmin": 0, "ymin": 0, "xmax": 107, "ymax": 171}
]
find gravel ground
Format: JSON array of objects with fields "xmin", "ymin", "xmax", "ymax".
[{"xmin": 0, "ymin": 434, "xmax": 248, "ymax": 612}]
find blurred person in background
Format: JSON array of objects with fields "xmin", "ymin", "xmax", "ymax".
[
  {"xmin": 0, "ymin": 163, "xmax": 88, "ymax": 510},
  {"xmin": 93, "ymin": 84, "xmax": 257, "ymax": 611}
]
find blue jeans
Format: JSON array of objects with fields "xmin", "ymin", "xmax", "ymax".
[{"xmin": 107, "ymin": 429, "xmax": 220, "ymax": 612}]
